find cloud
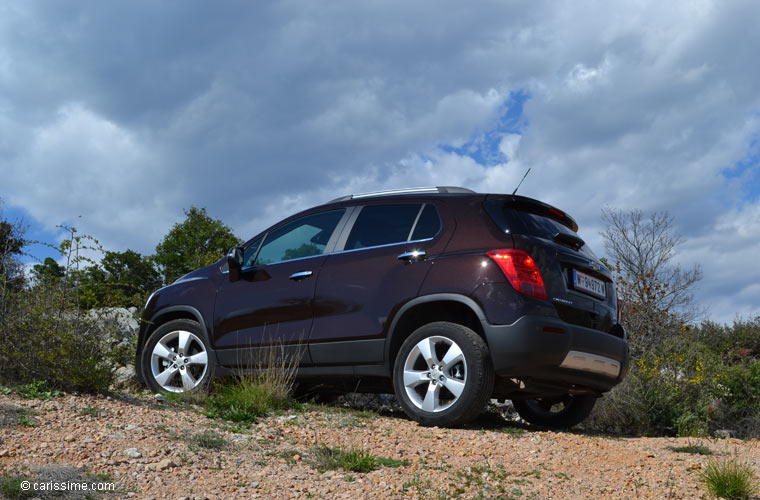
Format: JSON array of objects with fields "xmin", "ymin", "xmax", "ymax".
[{"xmin": 1, "ymin": 0, "xmax": 759, "ymax": 323}]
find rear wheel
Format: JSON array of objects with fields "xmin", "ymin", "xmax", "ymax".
[
  {"xmin": 141, "ymin": 319, "xmax": 214, "ymax": 394},
  {"xmin": 512, "ymin": 394, "xmax": 596, "ymax": 428},
  {"xmin": 393, "ymin": 322, "xmax": 494, "ymax": 427}
]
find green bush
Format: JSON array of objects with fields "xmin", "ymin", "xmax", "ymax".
[
  {"xmin": 587, "ymin": 319, "xmax": 760, "ymax": 438},
  {"xmin": 701, "ymin": 458, "xmax": 758, "ymax": 500},
  {"xmin": 0, "ymin": 227, "xmax": 131, "ymax": 392}
]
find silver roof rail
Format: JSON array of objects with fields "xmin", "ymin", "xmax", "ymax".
[{"xmin": 329, "ymin": 186, "xmax": 474, "ymax": 203}]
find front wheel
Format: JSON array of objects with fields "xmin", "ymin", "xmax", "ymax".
[
  {"xmin": 141, "ymin": 319, "xmax": 215, "ymax": 394},
  {"xmin": 393, "ymin": 322, "xmax": 494, "ymax": 427},
  {"xmin": 512, "ymin": 394, "xmax": 596, "ymax": 429}
]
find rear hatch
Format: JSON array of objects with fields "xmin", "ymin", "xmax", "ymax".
[{"xmin": 483, "ymin": 195, "xmax": 620, "ymax": 335}]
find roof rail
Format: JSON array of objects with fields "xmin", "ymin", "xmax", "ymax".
[{"xmin": 329, "ymin": 186, "xmax": 474, "ymax": 203}]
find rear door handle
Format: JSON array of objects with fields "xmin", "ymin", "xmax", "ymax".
[
  {"xmin": 289, "ymin": 270, "xmax": 313, "ymax": 280},
  {"xmin": 397, "ymin": 250, "xmax": 426, "ymax": 262}
]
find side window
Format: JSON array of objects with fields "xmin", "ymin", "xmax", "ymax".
[
  {"xmin": 345, "ymin": 204, "xmax": 421, "ymax": 250},
  {"xmin": 243, "ymin": 237, "xmax": 263, "ymax": 267},
  {"xmin": 411, "ymin": 204, "xmax": 441, "ymax": 240},
  {"xmin": 254, "ymin": 209, "xmax": 345, "ymax": 266}
]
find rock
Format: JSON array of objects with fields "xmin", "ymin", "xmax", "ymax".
[
  {"xmin": 113, "ymin": 366, "xmax": 137, "ymax": 389},
  {"xmin": 147, "ymin": 458, "xmax": 176, "ymax": 471},
  {"xmin": 715, "ymin": 429, "xmax": 736, "ymax": 438},
  {"xmin": 124, "ymin": 448, "xmax": 142, "ymax": 458},
  {"xmin": 154, "ymin": 394, "xmax": 167, "ymax": 402}
]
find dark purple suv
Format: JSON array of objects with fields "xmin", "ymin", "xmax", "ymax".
[{"xmin": 136, "ymin": 187, "xmax": 629, "ymax": 427}]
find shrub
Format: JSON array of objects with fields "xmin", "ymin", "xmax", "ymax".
[
  {"xmin": 0, "ymin": 472, "xmax": 33, "ymax": 500},
  {"xmin": 0, "ymin": 227, "xmax": 130, "ymax": 392},
  {"xmin": 701, "ymin": 459, "xmax": 758, "ymax": 500},
  {"xmin": 203, "ymin": 343, "xmax": 302, "ymax": 424}
]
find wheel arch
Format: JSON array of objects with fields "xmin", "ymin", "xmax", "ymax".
[{"xmin": 384, "ymin": 294, "xmax": 488, "ymax": 372}]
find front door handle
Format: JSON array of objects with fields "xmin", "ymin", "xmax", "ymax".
[
  {"xmin": 289, "ymin": 270, "xmax": 313, "ymax": 280},
  {"xmin": 397, "ymin": 250, "xmax": 426, "ymax": 262}
]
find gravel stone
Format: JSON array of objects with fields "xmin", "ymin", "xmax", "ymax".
[{"xmin": 2, "ymin": 391, "xmax": 757, "ymax": 499}]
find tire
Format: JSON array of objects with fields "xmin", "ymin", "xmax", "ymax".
[
  {"xmin": 141, "ymin": 319, "xmax": 215, "ymax": 394},
  {"xmin": 392, "ymin": 322, "xmax": 494, "ymax": 427},
  {"xmin": 512, "ymin": 394, "xmax": 596, "ymax": 429}
]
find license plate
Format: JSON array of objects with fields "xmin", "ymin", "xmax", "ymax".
[{"xmin": 572, "ymin": 269, "xmax": 606, "ymax": 299}]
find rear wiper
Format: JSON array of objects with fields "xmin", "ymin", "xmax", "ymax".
[{"xmin": 553, "ymin": 232, "xmax": 585, "ymax": 250}]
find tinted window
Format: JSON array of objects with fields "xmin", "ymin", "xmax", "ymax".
[
  {"xmin": 411, "ymin": 204, "xmax": 441, "ymax": 240},
  {"xmin": 484, "ymin": 199, "xmax": 597, "ymax": 257},
  {"xmin": 243, "ymin": 237, "xmax": 263, "ymax": 267},
  {"xmin": 254, "ymin": 209, "xmax": 344, "ymax": 266},
  {"xmin": 345, "ymin": 204, "xmax": 421, "ymax": 250}
]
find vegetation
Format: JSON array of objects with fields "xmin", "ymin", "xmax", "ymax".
[
  {"xmin": 186, "ymin": 429, "xmax": 229, "ymax": 450},
  {"xmin": 667, "ymin": 443, "xmax": 713, "ymax": 456},
  {"xmin": 154, "ymin": 206, "xmax": 241, "ymax": 284},
  {"xmin": 0, "ymin": 199, "xmax": 238, "ymax": 393},
  {"xmin": 0, "ymin": 221, "xmax": 129, "ymax": 391},
  {"xmin": 586, "ymin": 208, "xmax": 760, "ymax": 438},
  {"xmin": 307, "ymin": 446, "xmax": 407, "ymax": 473},
  {"xmin": 701, "ymin": 459, "xmax": 758, "ymax": 500},
  {"xmin": 601, "ymin": 208, "xmax": 702, "ymax": 354},
  {"xmin": 204, "ymin": 355, "xmax": 301, "ymax": 424},
  {"xmin": 0, "ymin": 472, "xmax": 33, "ymax": 500}
]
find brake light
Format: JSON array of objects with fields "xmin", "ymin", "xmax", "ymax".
[
  {"xmin": 616, "ymin": 297, "xmax": 622, "ymax": 324},
  {"xmin": 486, "ymin": 249, "xmax": 548, "ymax": 300}
]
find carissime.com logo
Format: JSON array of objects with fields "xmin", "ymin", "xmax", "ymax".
[{"xmin": 20, "ymin": 480, "xmax": 116, "ymax": 493}]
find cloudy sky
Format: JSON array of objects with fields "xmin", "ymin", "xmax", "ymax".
[{"xmin": 1, "ymin": 1, "xmax": 759, "ymax": 324}]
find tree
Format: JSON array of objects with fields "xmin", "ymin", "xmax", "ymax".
[
  {"xmin": 72, "ymin": 249, "xmax": 161, "ymax": 309},
  {"xmin": 154, "ymin": 206, "xmax": 241, "ymax": 284},
  {"xmin": 601, "ymin": 208, "xmax": 702, "ymax": 352},
  {"xmin": 0, "ymin": 205, "xmax": 26, "ymax": 291},
  {"xmin": 31, "ymin": 257, "xmax": 65, "ymax": 285}
]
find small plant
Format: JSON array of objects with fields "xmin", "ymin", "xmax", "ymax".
[
  {"xmin": 203, "ymin": 342, "xmax": 302, "ymax": 424},
  {"xmin": 187, "ymin": 430, "xmax": 228, "ymax": 450},
  {"xmin": 17, "ymin": 415, "xmax": 34, "ymax": 427},
  {"xmin": 701, "ymin": 458, "xmax": 758, "ymax": 500},
  {"xmin": 376, "ymin": 456, "xmax": 410, "ymax": 468},
  {"xmin": 308, "ymin": 446, "xmax": 387, "ymax": 473},
  {"xmin": 14, "ymin": 380, "xmax": 62, "ymax": 400},
  {"xmin": 0, "ymin": 472, "xmax": 33, "ymax": 499},
  {"xmin": 80, "ymin": 405, "xmax": 105, "ymax": 417},
  {"xmin": 667, "ymin": 444, "xmax": 713, "ymax": 456}
]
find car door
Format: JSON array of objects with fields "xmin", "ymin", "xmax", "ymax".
[
  {"xmin": 309, "ymin": 202, "xmax": 450, "ymax": 365},
  {"xmin": 213, "ymin": 208, "xmax": 347, "ymax": 367}
]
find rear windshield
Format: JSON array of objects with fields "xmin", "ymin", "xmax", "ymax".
[{"xmin": 484, "ymin": 199, "xmax": 597, "ymax": 257}]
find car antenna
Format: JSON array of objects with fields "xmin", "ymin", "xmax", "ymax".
[{"xmin": 512, "ymin": 167, "xmax": 531, "ymax": 195}]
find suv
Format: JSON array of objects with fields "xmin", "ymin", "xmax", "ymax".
[{"xmin": 136, "ymin": 187, "xmax": 629, "ymax": 428}]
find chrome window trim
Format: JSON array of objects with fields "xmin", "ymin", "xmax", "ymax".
[
  {"xmin": 406, "ymin": 204, "xmax": 425, "ymax": 242},
  {"xmin": 330, "ymin": 237, "xmax": 434, "ymax": 256}
]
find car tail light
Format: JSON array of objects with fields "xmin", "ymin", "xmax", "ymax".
[
  {"xmin": 616, "ymin": 297, "xmax": 622, "ymax": 324},
  {"xmin": 486, "ymin": 249, "xmax": 548, "ymax": 300}
]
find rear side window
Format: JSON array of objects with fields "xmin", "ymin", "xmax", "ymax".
[
  {"xmin": 411, "ymin": 204, "xmax": 441, "ymax": 240},
  {"xmin": 345, "ymin": 204, "xmax": 440, "ymax": 250}
]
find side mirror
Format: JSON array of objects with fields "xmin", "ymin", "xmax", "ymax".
[{"xmin": 226, "ymin": 246, "xmax": 244, "ymax": 282}]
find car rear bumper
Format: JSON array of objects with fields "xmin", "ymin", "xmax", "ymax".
[{"xmin": 483, "ymin": 314, "xmax": 629, "ymax": 393}]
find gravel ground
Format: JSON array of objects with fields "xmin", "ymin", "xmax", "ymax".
[{"xmin": 1, "ymin": 392, "xmax": 758, "ymax": 499}]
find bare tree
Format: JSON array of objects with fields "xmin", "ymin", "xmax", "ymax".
[{"xmin": 601, "ymin": 208, "xmax": 702, "ymax": 352}]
